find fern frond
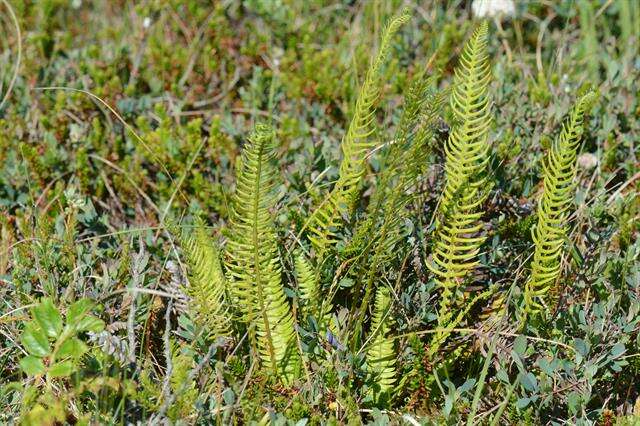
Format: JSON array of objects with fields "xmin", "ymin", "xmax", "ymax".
[
  {"xmin": 349, "ymin": 77, "xmax": 448, "ymax": 346},
  {"xmin": 225, "ymin": 124, "xmax": 301, "ymax": 383},
  {"xmin": 178, "ymin": 218, "xmax": 230, "ymax": 340},
  {"xmin": 365, "ymin": 286, "xmax": 396, "ymax": 402},
  {"xmin": 524, "ymin": 91, "xmax": 597, "ymax": 315},
  {"xmin": 294, "ymin": 251, "xmax": 333, "ymax": 328},
  {"xmin": 427, "ymin": 22, "xmax": 493, "ymax": 317},
  {"xmin": 306, "ymin": 8, "xmax": 411, "ymax": 259}
]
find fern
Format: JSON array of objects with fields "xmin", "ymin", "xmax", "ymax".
[
  {"xmin": 365, "ymin": 286, "xmax": 396, "ymax": 402},
  {"xmin": 306, "ymin": 8, "xmax": 411, "ymax": 259},
  {"xmin": 427, "ymin": 22, "xmax": 492, "ymax": 318},
  {"xmin": 524, "ymin": 91, "xmax": 597, "ymax": 315},
  {"xmin": 349, "ymin": 76, "xmax": 448, "ymax": 345},
  {"xmin": 294, "ymin": 250, "xmax": 332, "ymax": 329},
  {"xmin": 225, "ymin": 124, "xmax": 301, "ymax": 383},
  {"xmin": 177, "ymin": 219, "xmax": 230, "ymax": 340}
]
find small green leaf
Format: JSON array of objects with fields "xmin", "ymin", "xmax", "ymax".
[
  {"xmin": 610, "ymin": 342, "xmax": 625, "ymax": 358},
  {"xmin": 67, "ymin": 299, "xmax": 95, "ymax": 326},
  {"xmin": 48, "ymin": 360, "xmax": 76, "ymax": 378},
  {"xmin": 75, "ymin": 315, "xmax": 105, "ymax": 332},
  {"xmin": 516, "ymin": 397, "xmax": 531, "ymax": 409},
  {"xmin": 57, "ymin": 338, "xmax": 88, "ymax": 359},
  {"xmin": 19, "ymin": 355, "xmax": 46, "ymax": 376},
  {"xmin": 21, "ymin": 322, "xmax": 51, "ymax": 357},
  {"xmin": 513, "ymin": 335, "xmax": 527, "ymax": 356},
  {"xmin": 33, "ymin": 298, "xmax": 63, "ymax": 338}
]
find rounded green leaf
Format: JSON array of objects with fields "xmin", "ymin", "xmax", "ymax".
[
  {"xmin": 67, "ymin": 299, "xmax": 95, "ymax": 326},
  {"xmin": 48, "ymin": 360, "xmax": 76, "ymax": 378},
  {"xmin": 21, "ymin": 322, "xmax": 51, "ymax": 357},
  {"xmin": 19, "ymin": 355, "xmax": 46, "ymax": 376},
  {"xmin": 57, "ymin": 337, "xmax": 88, "ymax": 359},
  {"xmin": 75, "ymin": 315, "xmax": 105, "ymax": 333},
  {"xmin": 33, "ymin": 298, "xmax": 63, "ymax": 339}
]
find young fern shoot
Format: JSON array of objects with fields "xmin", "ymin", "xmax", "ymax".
[
  {"xmin": 294, "ymin": 250, "xmax": 333, "ymax": 329},
  {"xmin": 427, "ymin": 21, "xmax": 493, "ymax": 318},
  {"xmin": 365, "ymin": 286, "xmax": 396, "ymax": 403},
  {"xmin": 225, "ymin": 124, "xmax": 301, "ymax": 383},
  {"xmin": 524, "ymin": 91, "xmax": 597, "ymax": 315},
  {"xmin": 179, "ymin": 218, "xmax": 231, "ymax": 340},
  {"xmin": 306, "ymin": 8, "xmax": 411, "ymax": 259}
]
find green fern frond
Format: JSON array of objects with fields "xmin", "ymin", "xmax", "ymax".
[
  {"xmin": 294, "ymin": 251, "xmax": 333, "ymax": 329},
  {"xmin": 427, "ymin": 286, "xmax": 494, "ymax": 360},
  {"xmin": 179, "ymin": 217, "xmax": 231, "ymax": 340},
  {"xmin": 427, "ymin": 22, "xmax": 492, "ymax": 316},
  {"xmin": 524, "ymin": 91, "xmax": 597, "ymax": 315},
  {"xmin": 349, "ymin": 77, "xmax": 448, "ymax": 346},
  {"xmin": 225, "ymin": 124, "xmax": 301, "ymax": 383},
  {"xmin": 306, "ymin": 8, "xmax": 411, "ymax": 259},
  {"xmin": 365, "ymin": 286, "xmax": 396, "ymax": 402}
]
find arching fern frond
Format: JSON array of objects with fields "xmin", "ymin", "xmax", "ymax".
[
  {"xmin": 348, "ymin": 76, "xmax": 448, "ymax": 346},
  {"xmin": 524, "ymin": 91, "xmax": 597, "ymax": 315},
  {"xmin": 225, "ymin": 124, "xmax": 301, "ymax": 383},
  {"xmin": 426, "ymin": 21, "xmax": 492, "ymax": 318},
  {"xmin": 365, "ymin": 286, "xmax": 396, "ymax": 403},
  {"xmin": 306, "ymin": 8, "xmax": 411, "ymax": 260},
  {"xmin": 178, "ymin": 218, "xmax": 230, "ymax": 340}
]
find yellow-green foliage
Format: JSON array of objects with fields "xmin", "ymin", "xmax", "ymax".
[
  {"xmin": 349, "ymin": 75, "xmax": 448, "ymax": 344},
  {"xmin": 180, "ymin": 218, "xmax": 230, "ymax": 340},
  {"xmin": 225, "ymin": 124, "xmax": 301, "ymax": 383},
  {"xmin": 294, "ymin": 250, "xmax": 332, "ymax": 328},
  {"xmin": 524, "ymin": 91, "xmax": 597, "ymax": 314},
  {"xmin": 427, "ymin": 22, "xmax": 492, "ymax": 315},
  {"xmin": 365, "ymin": 286, "xmax": 396, "ymax": 400},
  {"xmin": 306, "ymin": 9, "xmax": 411, "ymax": 259}
]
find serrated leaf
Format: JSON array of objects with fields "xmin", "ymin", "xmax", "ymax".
[
  {"xmin": 75, "ymin": 315, "xmax": 105, "ymax": 333},
  {"xmin": 19, "ymin": 355, "xmax": 45, "ymax": 375},
  {"xmin": 48, "ymin": 360, "xmax": 76, "ymax": 378},
  {"xmin": 33, "ymin": 298, "xmax": 63, "ymax": 339},
  {"xmin": 57, "ymin": 337, "xmax": 88, "ymax": 359},
  {"xmin": 21, "ymin": 322, "xmax": 51, "ymax": 357},
  {"xmin": 67, "ymin": 298, "xmax": 95, "ymax": 326}
]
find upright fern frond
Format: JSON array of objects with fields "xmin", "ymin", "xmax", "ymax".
[
  {"xmin": 294, "ymin": 251, "xmax": 333, "ymax": 328},
  {"xmin": 349, "ymin": 77, "xmax": 448, "ymax": 346},
  {"xmin": 225, "ymin": 124, "xmax": 301, "ymax": 383},
  {"xmin": 179, "ymin": 218, "xmax": 230, "ymax": 340},
  {"xmin": 427, "ymin": 22, "xmax": 492, "ymax": 316},
  {"xmin": 524, "ymin": 91, "xmax": 597, "ymax": 315},
  {"xmin": 306, "ymin": 8, "xmax": 411, "ymax": 259},
  {"xmin": 365, "ymin": 286, "xmax": 396, "ymax": 402}
]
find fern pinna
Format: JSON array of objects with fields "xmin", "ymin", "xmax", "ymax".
[
  {"xmin": 524, "ymin": 91, "xmax": 597, "ymax": 315},
  {"xmin": 179, "ymin": 218, "xmax": 230, "ymax": 340},
  {"xmin": 305, "ymin": 9, "xmax": 410, "ymax": 259},
  {"xmin": 224, "ymin": 124, "xmax": 301, "ymax": 383},
  {"xmin": 427, "ymin": 22, "xmax": 492, "ymax": 317}
]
